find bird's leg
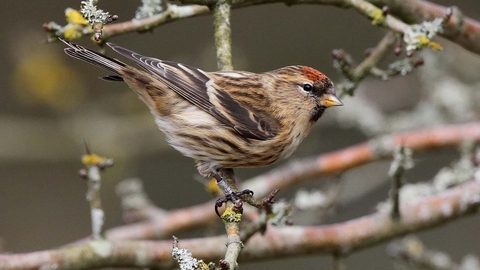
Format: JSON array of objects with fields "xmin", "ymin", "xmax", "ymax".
[{"xmin": 214, "ymin": 169, "xmax": 254, "ymax": 216}]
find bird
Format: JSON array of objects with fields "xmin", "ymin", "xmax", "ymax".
[{"xmin": 60, "ymin": 38, "xmax": 343, "ymax": 214}]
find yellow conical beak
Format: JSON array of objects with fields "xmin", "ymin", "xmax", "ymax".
[{"xmin": 319, "ymin": 94, "xmax": 343, "ymax": 107}]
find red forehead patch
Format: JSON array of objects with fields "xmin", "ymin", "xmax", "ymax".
[{"xmin": 301, "ymin": 66, "xmax": 326, "ymax": 82}]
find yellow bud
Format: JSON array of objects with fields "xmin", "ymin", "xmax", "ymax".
[
  {"xmin": 205, "ymin": 178, "xmax": 222, "ymax": 195},
  {"xmin": 82, "ymin": 154, "xmax": 103, "ymax": 166},
  {"xmin": 417, "ymin": 36, "xmax": 430, "ymax": 47},
  {"xmin": 428, "ymin": 41, "xmax": 443, "ymax": 51},
  {"xmin": 221, "ymin": 208, "xmax": 242, "ymax": 223},
  {"xmin": 198, "ymin": 262, "xmax": 210, "ymax": 270},
  {"xmin": 370, "ymin": 9, "xmax": 385, "ymax": 25},
  {"xmin": 63, "ymin": 25, "xmax": 83, "ymax": 40},
  {"xmin": 65, "ymin": 8, "xmax": 88, "ymax": 25}
]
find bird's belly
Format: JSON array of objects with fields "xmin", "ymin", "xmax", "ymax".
[
  {"xmin": 166, "ymin": 128, "xmax": 287, "ymax": 167},
  {"xmin": 152, "ymin": 106, "xmax": 303, "ymax": 176}
]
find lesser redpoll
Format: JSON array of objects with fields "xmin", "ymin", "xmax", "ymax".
[{"xmin": 60, "ymin": 39, "xmax": 343, "ymax": 213}]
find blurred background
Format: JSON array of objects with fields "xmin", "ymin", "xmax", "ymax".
[{"xmin": 1, "ymin": 0, "xmax": 480, "ymax": 269}]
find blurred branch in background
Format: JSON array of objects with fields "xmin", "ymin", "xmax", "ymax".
[
  {"xmin": 2, "ymin": 123, "xmax": 478, "ymax": 270},
  {"xmin": 1, "ymin": 168, "xmax": 479, "ymax": 269},
  {"xmin": 76, "ymin": 123, "xmax": 480, "ymax": 243},
  {"xmin": 57, "ymin": 123, "xmax": 479, "ymax": 244},
  {"xmin": 388, "ymin": 236, "xmax": 480, "ymax": 269}
]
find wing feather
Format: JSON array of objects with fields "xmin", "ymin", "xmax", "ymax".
[
  {"xmin": 107, "ymin": 43, "xmax": 279, "ymax": 140},
  {"xmin": 208, "ymin": 85, "xmax": 279, "ymax": 140}
]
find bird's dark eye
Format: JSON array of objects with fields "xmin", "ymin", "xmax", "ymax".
[{"xmin": 303, "ymin": 83, "xmax": 313, "ymax": 92}]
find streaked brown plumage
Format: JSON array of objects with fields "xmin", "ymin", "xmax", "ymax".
[{"xmin": 60, "ymin": 39, "xmax": 342, "ymax": 210}]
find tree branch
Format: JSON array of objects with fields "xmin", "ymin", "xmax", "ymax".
[
  {"xmin": 64, "ymin": 122, "xmax": 480, "ymax": 244},
  {"xmin": 369, "ymin": 0, "xmax": 480, "ymax": 55},
  {"xmin": 48, "ymin": 0, "xmax": 480, "ymax": 56},
  {"xmin": 101, "ymin": 5, "xmax": 210, "ymax": 39},
  {"xmin": 213, "ymin": 0, "xmax": 234, "ymax": 71},
  {"xmin": 1, "ymin": 177, "xmax": 479, "ymax": 269}
]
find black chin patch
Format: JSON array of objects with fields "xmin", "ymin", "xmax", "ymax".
[{"xmin": 310, "ymin": 105, "xmax": 325, "ymax": 122}]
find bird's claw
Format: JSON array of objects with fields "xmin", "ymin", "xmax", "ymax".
[{"xmin": 215, "ymin": 189, "xmax": 254, "ymax": 217}]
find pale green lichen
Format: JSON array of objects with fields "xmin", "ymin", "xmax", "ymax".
[
  {"xmin": 389, "ymin": 59, "xmax": 415, "ymax": 76},
  {"xmin": 388, "ymin": 145, "xmax": 414, "ymax": 178},
  {"xmin": 80, "ymin": 0, "xmax": 111, "ymax": 25},
  {"xmin": 270, "ymin": 199, "xmax": 293, "ymax": 226},
  {"xmin": 135, "ymin": 0, "xmax": 165, "ymax": 20},
  {"xmin": 89, "ymin": 240, "xmax": 112, "ymax": 258},
  {"xmin": 172, "ymin": 236, "xmax": 206, "ymax": 270},
  {"xmin": 377, "ymin": 145, "xmax": 480, "ymax": 213},
  {"xmin": 295, "ymin": 190, "xmax": 329, "ymax": 211},
  {"xmin": 221, "ymin": 208, "xmax": 242, "ymax": 223},
  {"xmin": 404, "ymin": 18, "xmax": 444, "ymax": 52}
]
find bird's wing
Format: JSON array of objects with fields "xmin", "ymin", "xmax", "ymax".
[
  {"xmin": 206, "ymin": 72, "xmax": 280, "ymax": 141},
  {"xmin": 107, "ymin": 43, "xmax": 279, "ymax": 141}
]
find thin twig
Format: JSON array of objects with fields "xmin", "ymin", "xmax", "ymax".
[
  {"xmin": 213, "ymin": 0, "xmax": 233, "ymax": 71},
  {"xmin": 388, "ymin": 236, "xmax": 460, "ymax": 269},
  {"xmin": 86, "ymin": 165, "xmax": 104, "ymax": 240},
  {"xmin": 101, "ymin": 5, "xmax": 210, "ymax": 39},
  {"xmin": 212, "ymin": 5, "xmax": 241, "ymax": 267},
  {"xmin": 388, "ymin": 145, "xmax": 413, "ymax": 220},
  {"xmin": 219, "ymin": 170, "xmax": 242, "ymax": 270},
  {"xmin": 351, "ymin": 31, "xmax": 397, "ymax": 81},
  {"xmin": 222, "ymin": 212, "xmax": 242, "ymax": 270},
  {"xmin": 345, "ymin": 0, "xmax": 408, "ymax": 32},
  {"xmin": 334, "ymin": 31, "xmax": 397, "ymax": 96},
  {"xmin": 333, "ymin": 253, "xmax": 347, "ymax": 270},
  {"xmin": 390, "ymin": 170, "xmax": 402, "ymax": 220},
  {"xmin": 80, "ymin": 150, "xmax": 114, "ymax": 240}
]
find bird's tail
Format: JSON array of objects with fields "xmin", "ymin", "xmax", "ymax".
[{"xmin": 60, "ymin": 38, "xmax": 125, "ymax": 82}]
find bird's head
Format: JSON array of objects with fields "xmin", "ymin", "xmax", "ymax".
[
  {"xmin": 271, "ymin": 66, "xmax": 343, "ymax": 122},
  {"xmin": 300, "ymin": 66, "xmax": 342, "ymax": 121}
]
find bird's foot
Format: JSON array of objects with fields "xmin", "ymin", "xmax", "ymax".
[{"xmin": 215, "ymin": 189, "xmax": 254, "ymax": 217}]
